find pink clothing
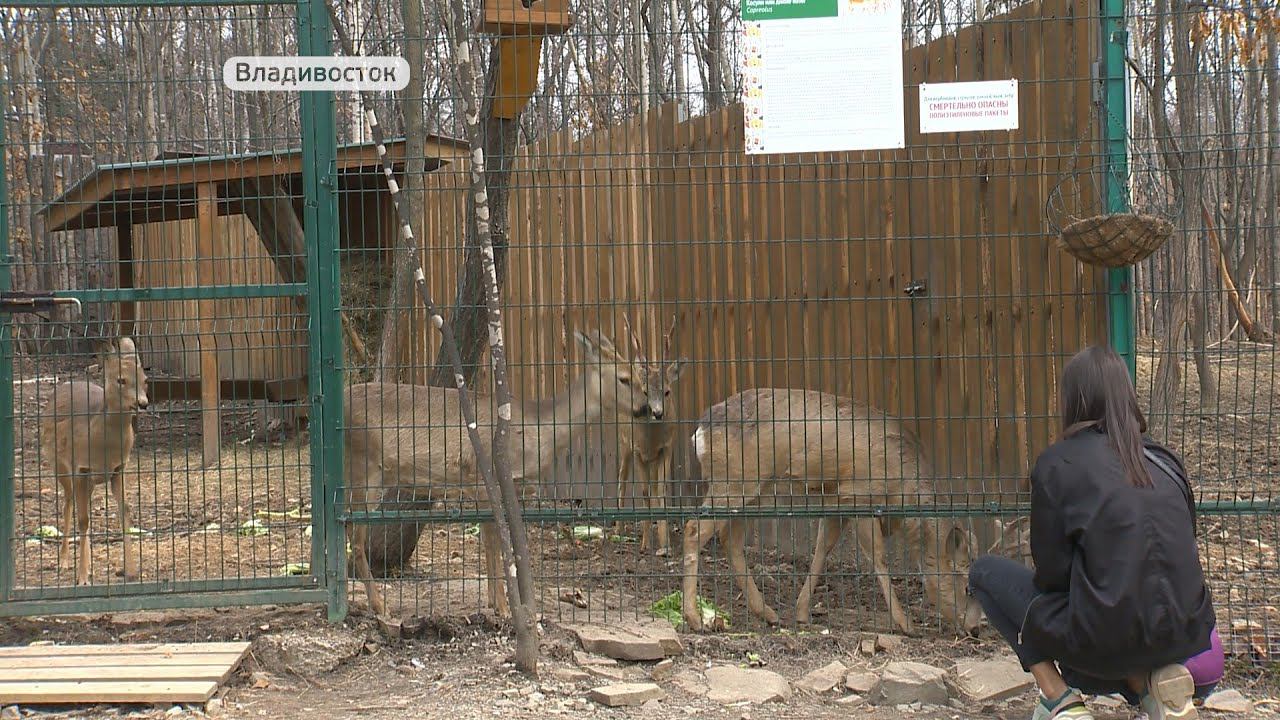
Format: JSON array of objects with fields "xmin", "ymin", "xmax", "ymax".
[{"xmin": 1185, "ymin": 626, "xmax": 1224, "ymax": 688}]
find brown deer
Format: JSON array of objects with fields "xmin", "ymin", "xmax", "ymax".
[
  {"xmin": 42, "ymin": 337, "xmax": 150, "ymax": 586},
  {"xmin": 613, "ymin": 313, "xmax": 688, "ymax": 555},
  {"xmin": 680, "ymin": 387, "xmax": 984, "ymax": 636},
  {"xmin": 343, "ymin": 329, "xmax": 652, "ymax": 617}
]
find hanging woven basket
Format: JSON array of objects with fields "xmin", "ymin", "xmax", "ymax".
[
  {"xmin": 1044, "ymin": 144, "xmax": 1180, "ymax": 270},
  {"xmin": 1053, "ymin": 212, "xmax": 1175, "ymax": 269}
]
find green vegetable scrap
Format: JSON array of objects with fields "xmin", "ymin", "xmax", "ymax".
[{"xmin": 648, "ymin": 590, "xmax": 729, "ymax": 630}]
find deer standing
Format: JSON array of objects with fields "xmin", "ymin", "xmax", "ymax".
[
  {"xmin": 681, "ymin": 387, "xmax": 984, "ymax": 636},
  {"xmin": 42, "ymin": 337, "xmax": 150, "ymax": 586},
  {"xmin": 343, "ymin": 329, "xmax": 652, "ymax": 617},
  {"xmin": 613, "ymin": 313, "xmax": 688, "ymax": 555}
]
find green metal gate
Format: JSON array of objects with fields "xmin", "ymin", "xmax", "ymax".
[{"xmin": 0, "ymin": 0, "xmax": 345, "ymax": 617}]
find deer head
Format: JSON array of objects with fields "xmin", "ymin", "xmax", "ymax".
[
  {"xmin": 621, "ymin": 312, "xmax": 688, "ymax": 421},
  {"xmin": 99, "ymin": 336, "xmax": 149, "ymax": 412}
]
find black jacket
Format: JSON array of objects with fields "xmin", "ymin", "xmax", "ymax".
[{"xmin": 1019, "ymin": 428, "xmax": 1216, "ymax": 679}]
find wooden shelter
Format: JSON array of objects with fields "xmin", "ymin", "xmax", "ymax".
[{"xmin": 38, "ymin": 134, "xmax": 469, "ymax": 465}]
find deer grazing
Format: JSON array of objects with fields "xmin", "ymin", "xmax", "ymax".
[
  {"xmin": 343, "ymin": 329, "xmax": 652, "ymax": 617},
  {"xmin": 42, "ymin": 337, "xmax": 150, "ymax": 586},
  {"xmin": 613, "ymin": 313, "xmax": 688, "ymax": 555},
  {"xmin": 681, "ymin": 388, "xmax": 984, "ymax": 636}
]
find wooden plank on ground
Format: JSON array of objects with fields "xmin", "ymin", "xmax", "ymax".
[
  {"xmin": 0, "ymin": 641, "xmax": 250, "ymax": 658},
  {"xmin": 0, "ymin": 642, "xmax": 249, "ymax": 705},
  {"xmin": 0, "ymin": 681, "xmax": 219, "ymax": 705}
]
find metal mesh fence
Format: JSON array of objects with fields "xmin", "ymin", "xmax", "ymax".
[
  {"xmin": 0, "ymin": 1, "xmax": 329, "ymax": 613},
  {"xmin": 0, "ymin": 0, "xmax": 1276, "ymax": 669}
]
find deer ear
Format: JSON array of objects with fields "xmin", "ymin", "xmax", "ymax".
[
  {"xmin": 574, "ymin": 330, "xmax": 600, "ymax": 362},
  {"xmin": 665, "ymin": 357, "xmax": 689, "ymax": 384}
]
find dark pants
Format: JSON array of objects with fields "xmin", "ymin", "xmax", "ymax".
[{"xmin": 967, "ymin": 554, "xmax": 1217, "ymax": 706}]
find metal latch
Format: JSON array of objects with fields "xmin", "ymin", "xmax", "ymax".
[
  {"xmin": 0, "ymin": 292, "xmax": 82, "ymax": 315},
  {"xmin": 904, "ymin": 279, "xmax": 928, "ymax": 297}
]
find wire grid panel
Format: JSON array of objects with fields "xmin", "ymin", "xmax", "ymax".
[
  {"xmin": 0, "ymin": 0, "xmax": 335, "ymax": 613},
  {"xmin": 1125, "ymin": 0, "xmax": 1280, "ymax": 661},
  {"xmin": 333, "ymin": 0, "xmax": 1132, "ymax": 639}
]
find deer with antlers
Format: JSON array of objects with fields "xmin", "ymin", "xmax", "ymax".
[{"xmin": 613, "ymin": 313, "xmax": 688, "ymax": 555}]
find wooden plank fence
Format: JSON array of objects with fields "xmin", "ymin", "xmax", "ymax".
[{"xmin": 402, "ymin": 0, "xmax": 1108, "ymax": 548}]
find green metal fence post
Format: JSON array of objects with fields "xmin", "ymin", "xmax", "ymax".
[
  {"xmin": 296, "ymin": 0, "xmax": 346, "ymax": 622},
  {"xmin": 1101, "ymin": 0, "xmax": 1136, "ymax": 380},
  {"xmin": 0, "ymin": 81, "xmax": 15, "ymax": 602}
]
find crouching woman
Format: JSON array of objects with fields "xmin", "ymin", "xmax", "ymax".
[{"xmin": 968, "ymin": 345, "xmax": 1221, "ymax": 720}]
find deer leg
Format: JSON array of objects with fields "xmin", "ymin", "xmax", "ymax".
[
  {"xmin": 614, "ymin": 450, "xmax": 633, "ymax": 541},
  {"xmin": 681, "ymin": 511, "xmax": 732, "ymax": 631},
  {"xmin": 346, "ymin": 467, "xmax": 385, "ymax": 616},
  {"xmin": 73, "ymin": 476, "xmax": 92, "ymax": 586},
  {"xmin": 648, "ymin": 455, "xmax": 671, "ymax": 556},
  {"xmin": 57, "ymin": 476, "xmax": 73, "ymax": 569},
  {"xmin": 796, "ymin": 516, "xmax": 849, "ymax": 624},
  {"xmin": 855, "ymin": 517, "xmax": 913, "ymax": 635},
  {"xmin": 480, "ymin": 521, "xmax": 510, "ymax": 618},
  {"xmin": 723, "ymin": 517, "xmax": 779, "ymax": 625},
  {"xmin": 109, "ymin": 468, "xmax": 139, "ymax": 581},
  {"xmin": 349, "ymin": 521, "xmax": 385, "ymax": 616}
]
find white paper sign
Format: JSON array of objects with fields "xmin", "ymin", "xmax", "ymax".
[
  {"xmin": 741, "ymin": 0, "xmax": 905, "ymax": 155},
  {"xmin": 919, "ymin": 80, "xmax": 1020, "ymax": 134}
]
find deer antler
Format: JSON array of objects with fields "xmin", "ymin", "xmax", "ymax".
[
  {"xmin": 660, "ymin": 313, "xmax": 678, "ymax": 363},
  {"xmin": 621, "ymin": 312, "xmax": 647, "ymax": 363}
]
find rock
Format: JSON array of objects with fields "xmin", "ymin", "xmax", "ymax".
[
  {"xmin": 835, "ymin": 694, "xmax": 865, "ymax": 706},
  {"xmin": 574, "ymin": 651, "xmax": 617, "ymax": 666},
  {"xmin": 705, "ymin": 666, "xmax": 792, "ymax": 705},
  {"xmin": 254, "ymin": 628, "xmax": 365, "ymax": 676},
  {"xmin": 588, "ymin": 682, "xmax": 667, "ymax": 707},
  {"xmin": 650, "ymin": 658, "xmax": 676, "ymax": 681},
  {"xmin": 949, "ymin": 657, "xmax": 1034, "ymax": 704},
  {"xmin": 845, "ymin": 671, "xmax": 878, "ymax": 695},
  {"xmin": 552, "ymin": 668, "xmax": 592, "ymax": 683},
  {"xmin": 797, "ymin": 660, "xmax": 848, "ymax": 694},
  {"xmin": 1204, "ymin": 689, "xmax": 1253, "ymax": 714},
  {"xmin": 875, "ymin": 634, "xmax": 905, "ymax": 653},
  {"xmin": 204, "ymin": 698, "xmax": 224, "ymax": 718},
  {"xmin": 873, "ymin": 661, "xmax": 950, "ymax": 706},
  {"xmin": 585, "ymin": 664, "xmax": 643, "ymax": 682},
  {"xmin": 672, "ymin": 670, "xmax": 709, "ymax": 697},
  {"xmin": 1, "ymin": 706, "xmax": 19, "ymax": 720},
  {"xmin": 860, "ymin": 638, "xmax": 878, "ymax": 656},
  {"xmin": 566, "ymin": 621, "xmax": 684, "ymax": 661}
]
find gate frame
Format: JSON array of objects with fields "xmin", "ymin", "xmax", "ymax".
[{"xmin": 0, "ymin": 0, "xmax": 344, "ymax": 617}]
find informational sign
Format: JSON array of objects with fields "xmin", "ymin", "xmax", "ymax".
[
  {"xmin": 918, "ymin": 79, "xmax": 1020, "ymax": 134},
  {"xmin": 741, "ymin": 0, "xmax": 905, "ymax": 155}
]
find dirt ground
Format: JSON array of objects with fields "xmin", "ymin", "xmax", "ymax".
[
  {"xmin": 3, "ymin": 341, "xmax": 1278, "ymax": 718},
  {"xmin": 0, "ymin": 603, "xmax": 1272, "ymax": 720}
]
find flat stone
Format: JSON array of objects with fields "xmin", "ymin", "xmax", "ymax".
[
  {"xmin": 949, "ymin": 657, "xmax": 1034, "ymax": 704},
  {"xmin": 552, "ymin": 668, "xmax": 592, "ymax": 683},
  {"xmin": 574, "ymin": 650, "xmax": 617, "ymax": 666},
  {"xmin": 835, "ymin": 694, "xmax": 865, "ymax": 706},
  {"xmin": 860, "ymin": 638, "xmax": 878, "ymax": 656},
  {"xmin": 873, "ymin": 661, "xmax": 950, "ymax": 706},
  {"xmin": 566, "ymin": 621, "xmax": 683, "ymax": 661},
  {"xmin": 705, "ymin": 666, "xmax": 792, "ymax": 705},
  {"xmin": 588, "ymin": 682, "xmax": 667, "ymax": 707},
  {"xmin": 1204, "ymin": 689, "xmax": 1254, "ymax": 714},
  {"xmin": 650, "ymin": 658, "xmax": 676, "ymax": 681},
  {"xmin": 585, "ymin": 664, "xmax": 643, "ymax": 682},
  {"xmin": 796, "ymin": 660, "xmax": 848, "ymax": 694},
  {"xmin": 672, "ymin": 670, "xmax": 709, "ymax": 697},
  {"xmin": 845, "ymin": 671, "xmax": 879, "ymax": 695},
  {"xmin": 876, "ymin": 634, "xmax": 905, "ymax": 653}
]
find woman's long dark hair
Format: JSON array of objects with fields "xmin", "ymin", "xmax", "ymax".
[{"xmin": 1060, "ymin": 345, "xmax": 1153, "ymax": 488}]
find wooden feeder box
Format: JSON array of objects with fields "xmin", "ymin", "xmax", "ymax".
[{"xmin": 477, "ymin": 0, "xmax": 574, "ymax": 35}]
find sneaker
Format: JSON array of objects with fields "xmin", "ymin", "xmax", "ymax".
[
  {"xmin": 1031, "ymin": 689, "xmax": 1096, "ymax": 720},
  {"xmin": 1139, "ymin": 664, "xmax": 1198, "ymax": 720}
]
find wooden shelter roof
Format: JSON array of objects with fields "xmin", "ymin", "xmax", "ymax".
[{"xmin": 38, "ymin": 135, "xmax": 469, "ymax": 233}]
